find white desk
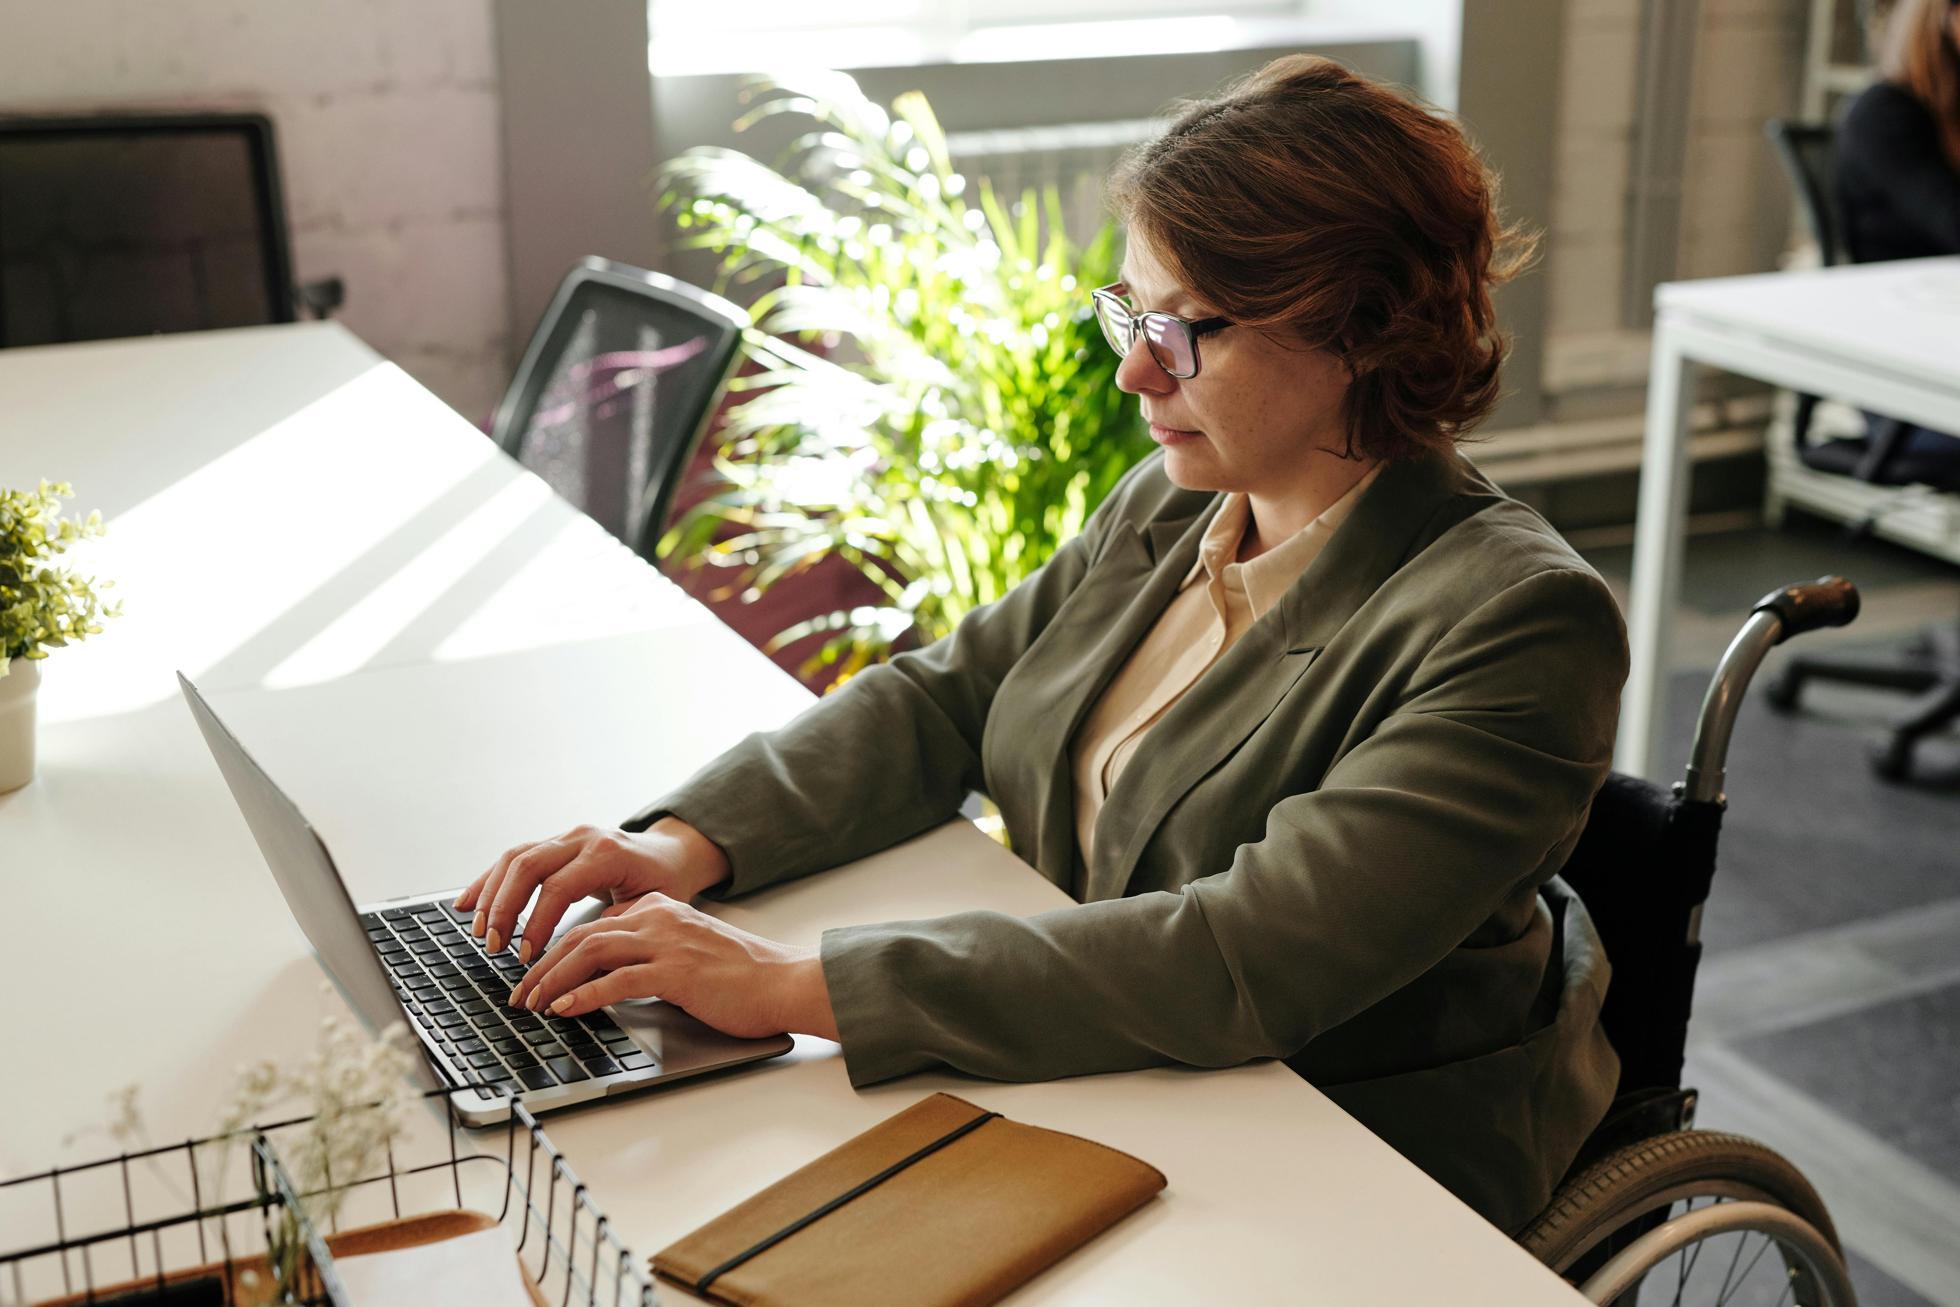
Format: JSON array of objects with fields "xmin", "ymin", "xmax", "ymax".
[
  {"xmin": 1620, "ymin": 257, "xmax": 1960, "ymax": 779},
  {"xmin": 0, "ymin": 324, "xmax": 1587, "ymax": 1303}
]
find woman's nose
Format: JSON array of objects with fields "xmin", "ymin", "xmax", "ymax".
[{"xmin": 1114, "ymin": 336, "xmax": 1175, "ymax": 396}]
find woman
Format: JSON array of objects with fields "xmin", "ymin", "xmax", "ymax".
[
  {"xmin": 1839, "ymin": 0, "xmax": 1960, "ymax": 266},
  {"xmin": 458, "ymin": 56, "xmax": 1628, "ymax": 1234},
  {"xmin": 1836, "ymin": 0, "xmax": 1960, "ymax": 462}
]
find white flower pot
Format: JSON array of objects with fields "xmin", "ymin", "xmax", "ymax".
[{"xmin": 0, "ymin": 658, "xmax": 41, "ymax": 794}]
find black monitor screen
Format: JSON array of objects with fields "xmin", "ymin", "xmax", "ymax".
[{"xmin": 0, "ymin": 115, "xmax": 294, "ymax": 348}]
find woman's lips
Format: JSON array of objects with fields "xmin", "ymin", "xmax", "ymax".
[{"xmin": 1149, "ymin": 422, "xmax": 1202, "ymax": 445}]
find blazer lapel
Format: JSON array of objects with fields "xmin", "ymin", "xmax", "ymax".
[
  {"xmin": 1084, "ymin": 450, "xmax": 1490, "ymax": 902},
  {"xmin": 1006, "ymin": 505, "xmax": 1217, "ymax": 882}
]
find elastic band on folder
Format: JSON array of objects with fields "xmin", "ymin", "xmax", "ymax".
[{"xmin": 695, "ymin": 1110, "xmax": 1002, "ymax": 1295}]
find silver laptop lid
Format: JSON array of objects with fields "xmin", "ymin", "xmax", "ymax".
[{"xmin": 177, "ymin": 672, "xmax": 443, "ymax": 1091}]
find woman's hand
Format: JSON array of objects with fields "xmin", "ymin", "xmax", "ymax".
[
  {"xmin": 505, "ymin": 894, "xmax": 840, "ymax": 1041},
  {"xmin": 453, "ymin": 817, "xmax": 730, "ymax": 963}
]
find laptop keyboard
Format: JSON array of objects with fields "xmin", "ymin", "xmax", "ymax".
[{"xmin": 360, "ymin": 900, "xmax": 653, "ymax": 1096}]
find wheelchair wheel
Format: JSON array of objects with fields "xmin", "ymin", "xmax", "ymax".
[{"xmin": 1519, "ymin": 1130, "xmax": 1858, "ymax": 1305}]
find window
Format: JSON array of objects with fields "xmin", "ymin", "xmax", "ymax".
[{"xmin": 649, "ymin": 0, "xmax": 1311, "ymax": 76}]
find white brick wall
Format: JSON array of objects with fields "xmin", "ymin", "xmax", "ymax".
[
  {"xmin": 0, "ymin": 0, "xmax": 511, "ymax": 422},
  {"xmin": 1546, "ymin": 0, "xmax": 1807, "ymax": 342}
]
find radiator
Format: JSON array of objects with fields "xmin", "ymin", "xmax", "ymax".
[{"xmin": 944, "ymin": 118, "xmax": 1165, "ymax": 245}]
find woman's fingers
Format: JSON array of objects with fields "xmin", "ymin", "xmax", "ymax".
[
  {"xmin": 458, "ymin": 838, "xmax": 544, "ymax": 920},
  {"xmin": 506, "ymin": 916, "xmax": 624, "ymax": 1008},
  {"xmin": 517, "ymin": 841, "xmax": 634, "ymax": 962},
  {"xmin": 543, "ymin": 964, "xmax": 665, "ymax": 1020},
  {"xmin": 480, "ymin": 834, "xmax": 590, "ymax": 952},
  {"xmin": 455, "ymin": 838, "xmax": 542, "ymax": 916},
  {"xmin": 514, "ymin": 927, "xmax": 648, "ymax": 1013},
  {"xmin": 452, "ymin": 867, "xmax": 491, "ymax": 914}
]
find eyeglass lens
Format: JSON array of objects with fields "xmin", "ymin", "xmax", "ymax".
[{"xmin": 1096, "ymin": 296, "xmax": 1198, "ymax": 377}]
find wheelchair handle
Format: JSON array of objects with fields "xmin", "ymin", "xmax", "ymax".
[
  {"xmin": 1682, "ymin": 576, "xmax": 1862, "ymax": 805},
  {"xmin": 1752, "ymin": 576, "xmax": 1859, "ymax": 642}
]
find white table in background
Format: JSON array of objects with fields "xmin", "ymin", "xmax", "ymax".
[
  {"xmin": 0, "ymin": 324, "xmax": 1587, "ymax": 1303},
  {"xmin": 1620, "ymin": 256, "xmax": 1960, "ymax": 780}
]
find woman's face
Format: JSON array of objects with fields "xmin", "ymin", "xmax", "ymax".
[{"xmin": 1111, "ymin": 233, "xmax": 1355, "ymax": 497}]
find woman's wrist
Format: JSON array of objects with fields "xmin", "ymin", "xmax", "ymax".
[
  {"xmin": 649, "ymin": 815, "xmax": 732, "ymax": 900},
  {"xmin": 777, "ymin": 951, "xmax": 840, "ymax": 1041}
]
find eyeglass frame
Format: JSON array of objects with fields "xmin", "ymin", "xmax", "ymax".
[{"xmin": 1090, "ymin": 282, "xmax": 1233, "ymax": 379}]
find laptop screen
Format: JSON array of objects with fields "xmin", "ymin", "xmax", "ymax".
[{"xmin": 178, "ymin": 673, "xmax": 443, "ymax": 1091}]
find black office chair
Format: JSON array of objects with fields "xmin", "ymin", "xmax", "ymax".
[
  {"xmin": 489, "ymin": 258, "xmax": 749, "ymax": 563},
  {"xmin": 1762, "ymin": 119, "xmax": 1960, "ymax": 780},
  {"xmin": 1517, "ymin": 578, "xmax": 1862, "ymax": 1305},
  {"xmin": 0, "ymin": 112, "xmax": 342, "ymax": 348}
]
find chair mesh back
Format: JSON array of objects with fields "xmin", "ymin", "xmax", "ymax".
[
  {"xmin": 495, "ymin": 271, "xmax": 740, "ymax": 559},
  {"xmin": 1765, "ymin": 120, "xmax": 1843, "ymax": 266},
  {"xmin": 0, "ymin": 115, "xmax": 293, "ymax": 347},
  {"xmin": 1556, "ymin": 772, "xmax": 1725, "ymax": 1097}
]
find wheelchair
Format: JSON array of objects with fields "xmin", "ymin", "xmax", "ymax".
[{"xmin": 1517, "ymin": 576, "xmax": 1864, "ymax": 1305}]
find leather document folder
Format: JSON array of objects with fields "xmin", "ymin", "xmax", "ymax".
[{"xmin": 652, "ymin": 1092, "xmax": 1167, "ymax": 1306}]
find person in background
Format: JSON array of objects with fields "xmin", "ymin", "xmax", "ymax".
[
  {"xmin": 1837, "ymin": 0, "xmax": 1960, "ymax": 459},
  {"xmin": 458, "ymin": 55, "xmax": 1630, "ymax": 1235}
]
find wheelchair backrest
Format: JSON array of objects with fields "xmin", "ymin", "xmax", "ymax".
[{"xmin": 1556, "ymin": 772, "xmax": 1725, "ymax": 1097}]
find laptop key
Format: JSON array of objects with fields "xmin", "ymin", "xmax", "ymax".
[
  {"xmin": 521, "ymin": 1029, "xmax": 556, "ymax": 1046},
  {"xmin": 460, "ymin": 998, "xmax": 492, "ymax": 1016},
  {"xmin": 616, "ymin": 1051, "xmax": 655, "ymax": 1071},
  {"xmin": 466, "ymin": 1050, "xmax": 501, "ymax": 1069},
  {"xmin": 454, "ymin": 1037, "xmax": 488, "ymax": 1056},
  {"xmin": 379, "ymin": 907, "xmax": 414, "ymax": 921},
  {"xmin": 505, "ymin": 1049, "xmax": 539, "ymax": 1070},
  {"xmin": 583, "ymin": 1055, "xmax": 621, "ymax": 1077},
  {"xmin": 516, "ymin": 1066, "xmax": 555, "ymax": 1091},
  {"xmin": 598, "ymin": 1029, "xmax": 634, "ymax": 1048},
  {"xmin": 546, "ymin": 1056, "xmax": 588, "ymax": 1083},
  {"xmin": 491, "ymin": 1035, "xmax": 525, "ymax": 1054},
  {"xmin": 436, "ymin": 1012, "xmax": 470, "ymax": 1029}
]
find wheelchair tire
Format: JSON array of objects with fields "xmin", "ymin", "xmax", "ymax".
[{"xmin": 1519, "ymin": 1129, "xmax": 1845, "ymax": 1288}]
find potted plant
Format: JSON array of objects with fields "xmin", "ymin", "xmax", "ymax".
[
  {"xmin": 658, "ymin": 72, "xmax": 1151, "ymax": 688},
  {"xmin": 1, "ymin": 480, "xmax": 118, "ymax": 792}
]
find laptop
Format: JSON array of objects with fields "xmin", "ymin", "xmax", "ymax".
[{"xmin": 178, "ymin": 672, "xmax": 793, "ymax": 1125}]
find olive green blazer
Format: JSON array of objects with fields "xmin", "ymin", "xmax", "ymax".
[{"xmin": 628, "ymin": 447, "xmax": 1628, "ymax": 1233}]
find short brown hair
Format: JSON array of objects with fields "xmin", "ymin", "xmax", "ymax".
[{"xmin": 1107, "ymin": 55, "xmax": 1535, "ymax": 462}]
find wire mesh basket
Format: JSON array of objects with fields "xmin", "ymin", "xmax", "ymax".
[{"xmin": 0, "ymin": 1087, "xmax": 657, "ymax": 1306}]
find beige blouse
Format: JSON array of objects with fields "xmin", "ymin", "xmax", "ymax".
[{"xmin": 1069, "ymin": 460, "xmax": 1385, "ymax": 864}]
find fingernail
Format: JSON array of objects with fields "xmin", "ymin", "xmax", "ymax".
[
  {"xmin": 549, "ymin": 995, "xmax": 575, "ymax": 1014},
  {"xmin": 517, "ymin": 940, "xmax": 533, "ymax": 965},
  {"xmin": 507, "ymin": 986, "xmax": 524, "ymax": 1007},
  {"xmin": 471, "ymin": 910, "xmax": 486, "ymax": 937},
  {"xmin": 486, "ymin": 928, "xmax": 503, "ymax": 953}
]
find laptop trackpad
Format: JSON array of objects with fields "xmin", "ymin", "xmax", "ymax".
[{"xmin": 605, "ymin": 997, "xmax": 787, "ymax": 1079}]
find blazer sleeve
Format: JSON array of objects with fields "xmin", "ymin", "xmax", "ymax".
[
  {"xmin": 619, "ymin": 461, "xmax": 1146, "ymax": 896},
  {"xmin": 818, "ymin": 566, "xmax": 1627, "ymax": 1086}
]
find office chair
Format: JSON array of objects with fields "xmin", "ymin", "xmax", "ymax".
[
  {"xmin": 489, "ymin": 258, "xmax": 749, "ymax": 564},
  {"xmin": 1762, "ymin": 119, "xmax": 1960, "ymax": 780},
  {"xmin": 1518, "ymin": 578, "xmax": 1862, "ymax": 1305},
  {"xmin": 0, "ymin": 112, "xmax": 342, "ymax": 348}
]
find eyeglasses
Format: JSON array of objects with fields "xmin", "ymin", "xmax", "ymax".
[{"xmin": 1091, "ymin": 283, "xmax": 1233, "ymax": 379}]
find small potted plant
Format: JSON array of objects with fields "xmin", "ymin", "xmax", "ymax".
[{"xmin": 1, "ymin": 480, "xmax": 118, "ymax": 793}]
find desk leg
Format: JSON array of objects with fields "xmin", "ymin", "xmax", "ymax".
[{"xmin": 1616, "ymin": 320, "xmax": 1697, "ymax": 780}]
